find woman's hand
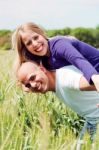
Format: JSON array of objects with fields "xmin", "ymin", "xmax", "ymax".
[{"xmin": 91, "ymin": 74, "xmax": 99, "ymax": 92}]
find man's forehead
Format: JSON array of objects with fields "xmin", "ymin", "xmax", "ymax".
[
  {"xmin": 22, "ymin": 62, "xmax": 38, "ymax": 71},
  {"xmin": 18, "ymin": 62, "xmax": 38, "ymax": 78}
]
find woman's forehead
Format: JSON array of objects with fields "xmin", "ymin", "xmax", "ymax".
[{"xmin": 20, "ymin": 29, "xmax": 37, "ymax": 35}]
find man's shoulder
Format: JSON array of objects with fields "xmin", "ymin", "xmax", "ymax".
[
  {"xmin": 56, "ymin": 66, "xmax": 82, "ymax": 90},
  {"xmin": 56, "ymin": 65, "xmax": 82, "ymax": 74}
]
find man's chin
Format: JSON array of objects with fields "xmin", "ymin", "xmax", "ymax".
[
  {"xmin": 31, "ymin": 89, "xmax": 46, "ymax": 93},
  {"xmin": 31, "ymin": 86, "xmax": 48, "ymax": 93},
  {"xmin": 39, "ymin": 88, "xmax": 48, "ymax": 93}
]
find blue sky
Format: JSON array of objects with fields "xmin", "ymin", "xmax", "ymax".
[{"xmin": 0, "ymin": 0, "xmax": 99, "ymax": 30}]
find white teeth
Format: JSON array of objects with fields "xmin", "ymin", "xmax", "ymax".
[
  {"xmin": 38, "ymin": 83, "xmax": 41, "ymax": 90},
  {"xmin": 36, "ymin": 45, "xmax": 42, "ymax": 52}
]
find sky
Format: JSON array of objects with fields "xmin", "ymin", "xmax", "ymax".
[{"xmin": 0, "ymin": 0, "xmax": 99, "ymax": 30}]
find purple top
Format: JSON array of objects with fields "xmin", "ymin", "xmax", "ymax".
[{"xmin": 48, "ymin": 36, "xmax": 99, "ymax": 83}]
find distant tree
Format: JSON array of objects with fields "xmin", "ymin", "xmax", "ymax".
[
  {"xmin": 94, "ymin": 29, "xmax": 99, "ymax": 48},
  {"xmin": 58, "ymin": 27, "xmax": 71, "ymax": 35},
  {"xmin": 71, "ymin": 28, "xmax": 96, "ymax": 46},
  {"xmin": 0, "ymin": 30, "xmax": 12, "ymax": 50},
  {"xmin": 96, "ymin": 25, "xmax": 99, "ymax": 30},
  {"xmin": 0, "ymin": 30, "xmax": 11, "ymax": 37},
  {"xmin": 46, "ymin": 27, "xmax": 71, "ymax": 37}
]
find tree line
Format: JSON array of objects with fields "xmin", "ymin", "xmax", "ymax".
[{"xmin": 0, "ymin": 25, "xmax": 99, "ymax": 50}]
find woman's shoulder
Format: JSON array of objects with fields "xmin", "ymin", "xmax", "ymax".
[
  {"xmin": 48, "ymin": 35, "xmax": 63, "ymax": 41},
  {"xmin": 48, "ymin": 36, "xmax": 67, "ymax": 46},
  {"xmin": 48, "ymin": 35, "xmax": 78, "ymax": 53},
  {"xmin": 48, "ymin": 35, "xmax": 77, "ymax": 42}
]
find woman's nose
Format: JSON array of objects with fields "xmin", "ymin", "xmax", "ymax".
[{"xmin": 32, "ymin": 40, "xmax": 38, "ymax": 47}]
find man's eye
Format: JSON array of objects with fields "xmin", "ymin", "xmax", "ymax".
[
  {"xmin": 30, "ymin": 75, "xmax": 36, "ymax": 81},
  {"xmin": 25, "ymin": 83, "xmax": 31, "ymax": 88}
]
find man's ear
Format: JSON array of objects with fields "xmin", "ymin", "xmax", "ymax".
[{"xmin": 39, "ymin": 64, "xmax": 47, "ymax": 73}]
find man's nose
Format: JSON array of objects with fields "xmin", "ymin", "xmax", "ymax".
[{"xmin": 30, "ymin": 81, "xmax": 37, "ymax": 88}]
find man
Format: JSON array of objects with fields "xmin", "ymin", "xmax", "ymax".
[{"xmin": 17, "ymin": 61, "xmax": 99, "ymax": 148}]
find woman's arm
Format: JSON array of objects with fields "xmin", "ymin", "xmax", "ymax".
[{"xmin": 55, "ymin": 38, "xmax": 98, "ymax": 83}]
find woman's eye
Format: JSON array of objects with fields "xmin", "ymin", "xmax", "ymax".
[
  {"xmin": 33, "ymin": 36, "xmax": 38, "ymax": 40},
  {"xmin": 26, "ymin": 41, "xmax": 31, "ymax": 46}
]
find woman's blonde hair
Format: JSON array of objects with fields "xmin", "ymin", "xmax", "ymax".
[{"xmin": 12, "ymin": 22, "xmax": 47, "ymax": 63}]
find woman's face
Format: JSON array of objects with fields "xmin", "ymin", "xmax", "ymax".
[{"xmin": 21, "ymin": 30, "xmax": 49, "ymax": 56}]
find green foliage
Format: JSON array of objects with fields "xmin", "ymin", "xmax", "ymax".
[
  {"xmin": 46, "ymin": 26, "xmax": 99, "ymax": 49},
  {"xmin": 1, "ymin": 25, "xmax": 99, "ymax": 51},
  {"xmin": 0, "ymin": 30, "xmax": 11, "ymax": 37},
  {"xmin": 96, "ymin": 25, "xmax": 99, "ymax": 30},
  {"xmin": 94, "ymin": 29, "xmax": 99, "ymax": 48},
  {"xmin": 0, "ymin": 30, "xmax": 12, "ymax": 50},
  {"xmin": 2, "ymin": 42, "xmax": 11, "ymax": 50},
  {"xmin": 71, "ymin": 28, "xmax": 96, "ymax": 46},
  {"xmin": 46, "ymin": 27, "xmax": 71, "ymax": 37}
]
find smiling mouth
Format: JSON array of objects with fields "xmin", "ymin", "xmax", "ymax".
[
  {"xmin": 34, "ymin": 82, "xmax": 42, "ymax": 92},
  {"xmin": 35, "ymin": 45, "xmax": 43, "ymax": 52}
]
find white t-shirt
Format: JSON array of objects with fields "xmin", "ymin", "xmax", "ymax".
[{"xmin": 56, "ymin": 66, "xmax": 99, "ymax": 123}]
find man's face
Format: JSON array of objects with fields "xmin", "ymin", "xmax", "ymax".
[{"xmin": 18, "ymin": 62, "xmax": 49, "ymax": 93}]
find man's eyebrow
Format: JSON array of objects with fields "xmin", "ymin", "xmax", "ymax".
[{"xmin": 29, "ymin": 74, "xmax": 36, "ymax": 80}]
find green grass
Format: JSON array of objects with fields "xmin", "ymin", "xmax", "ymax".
[{"xmin": 0, "ymin": 50, "xmax": 99, "ymax": 150}]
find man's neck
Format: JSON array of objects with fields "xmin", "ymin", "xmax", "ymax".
[{"xmin": 47, "ymin": 70, "xmax": 56, "ymax": 91}]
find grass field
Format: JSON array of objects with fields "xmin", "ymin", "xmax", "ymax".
[{"xmin": 0, "ymin": 50, "xmax": 99, "ymax": 150}]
